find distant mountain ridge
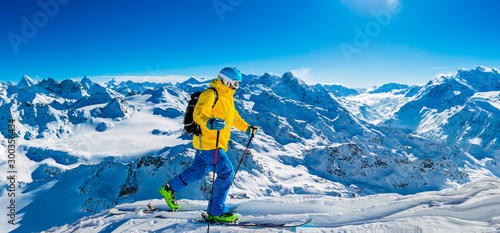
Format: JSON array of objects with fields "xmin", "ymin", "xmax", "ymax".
[
  {"xmin": 370, "ymin": 83, "xmax": 410, "ymax": 94},
  {"xmin": 384, "ymin": 66, "xmax": 500, "ymax": 156}
]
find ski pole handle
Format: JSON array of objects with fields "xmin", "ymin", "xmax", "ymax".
[{"xmin": 251, "ymin": 126, "xmax": 258, "ymax": 136}]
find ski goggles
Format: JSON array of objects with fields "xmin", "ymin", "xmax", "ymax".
[{"xmin": 219, "ymin": 73, "xmax": 241, "ymax": 89}]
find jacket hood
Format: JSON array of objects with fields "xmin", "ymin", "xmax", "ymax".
[{"xmin": 210, "ymin": 76, "xmax": 236, "ymax": 95}]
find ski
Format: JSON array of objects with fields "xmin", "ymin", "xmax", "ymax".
[
  {"xmin": 223, "ymin": 219, "xmax": 312, "ymax": 228},
  {"xmin": 109, "ymin": 203, "xmax": 239, "ymax": 215},
  {"xmin": 109, "ymin": 208, "xmax": 157, "ymax": 215},
  {"xmin": 198, "ymin": 212, "xmax": 312, "ymax": 228},
  {"xmin": 110, "ymin": 205, "xmax": 312, "ymax": 228},
  {"xmin": 109, "ymin": 203, "xmax": 179, "ymax": 215}
]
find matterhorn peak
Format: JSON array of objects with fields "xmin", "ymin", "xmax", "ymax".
[
  {"xmin": 81, "ymin": 76, "xmax": 93, "ymax": 89},
  {"xmin": 17, "ymin": 75, "xmax": 37, "ymax": 88}
]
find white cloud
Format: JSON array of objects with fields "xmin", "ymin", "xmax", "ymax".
[
  {"xmin": 291, "ymin": 67, "xmax": 313, "ymax": 83},
  {"xmin": 435, "ymin": 72, "xmax": 455, "ymax": 79}
]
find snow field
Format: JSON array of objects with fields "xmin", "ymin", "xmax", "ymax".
[{"xmin": 44, "ymin": 178, "xmax": 500, "ymax": 233}]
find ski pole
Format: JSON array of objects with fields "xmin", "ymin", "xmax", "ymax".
[
  {"xmin": 231, "ymin": 130, "xmax": 255, "ymax": 188},
  {"xmin": 207, "ymin": 130, "xmax": 220, "ymax": 232}
]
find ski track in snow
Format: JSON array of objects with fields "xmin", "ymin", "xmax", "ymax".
[{"xmin": 41, "ymin": 178, "xmax": 500, "ymax": 233}]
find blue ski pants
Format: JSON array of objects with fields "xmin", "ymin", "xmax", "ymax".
[{"xmin": 170, "ymin": 148, "xmax": 234, "ymax": 216}]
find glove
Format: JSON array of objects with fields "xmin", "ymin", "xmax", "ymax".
[
  {"xmin": 246, "ymin": 125, "xmax": 259, "ymax": 136},
  {"xmin": 207, "ymin": 117, "xmax": 226, "ymax": 130}
]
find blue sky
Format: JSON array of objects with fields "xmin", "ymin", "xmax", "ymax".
[{"xmin": 1, "ymin": 0, "xmax": 499, "ymax": 87}]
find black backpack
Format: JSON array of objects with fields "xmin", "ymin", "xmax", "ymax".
[{"xmin": 183, "ymin": 88, "xmax": 218, "ymax": 136}]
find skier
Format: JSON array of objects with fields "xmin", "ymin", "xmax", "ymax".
[{"xmin": 159, "ymin": 67, "xmax": 258, "ymax": 222}]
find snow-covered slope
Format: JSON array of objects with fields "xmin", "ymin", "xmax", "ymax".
[
  {"xmin": 383, "ymin": 67, "xmax": 500, "ymax": 166},
  {"xmin": 1, "ymin": 67, "xmax": 500, "ymax": 232},
  {"xmin": 43, "ymin": 178, "xmax": 500, "ymax": 233}
]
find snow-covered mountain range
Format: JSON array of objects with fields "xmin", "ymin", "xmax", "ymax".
[{"xmin": 1, "ymin": 66, "xmax": 500, "ymax": 232}]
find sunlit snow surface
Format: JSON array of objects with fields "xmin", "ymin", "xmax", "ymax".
[{"xmin": 43, "ymin": 178, "xmax": 500, "ymax": 233}]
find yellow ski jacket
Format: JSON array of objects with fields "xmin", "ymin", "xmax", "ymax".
[{"xmin": 192, "ymin": 76, "xmax": 250, "ymax": 152}]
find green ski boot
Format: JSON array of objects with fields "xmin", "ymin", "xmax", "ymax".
[
  {"xmin": 206, "ymin": 212, "xmax": 237, "ymax": 222},
  {"xmin": 159, "ymin": 183, "xmax": 179, "ymax": 211}
]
